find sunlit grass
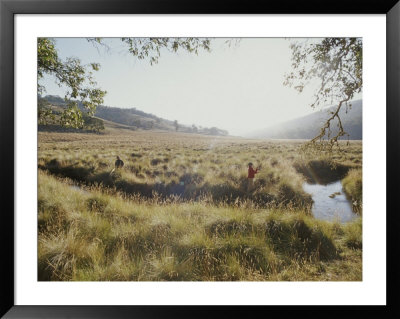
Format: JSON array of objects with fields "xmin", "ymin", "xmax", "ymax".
[
  {"xmin": 342, "ymin": 168, "xmax": 362, "ymax": 213},
  {"xmin": 38, "ymin": 167, "xmax": 362, "ymax": 281},
  {"xmin": 38, "ymin": 130, "xmax": 362, "ymax": 281}
]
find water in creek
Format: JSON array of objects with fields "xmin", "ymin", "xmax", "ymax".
[
  {"xmin": 70, "ymin": 185, "xmax": 89, "ymax": 194},
  {"xmin": 303, "ymin": 180, "xmax": 358, "ymax": 223}
]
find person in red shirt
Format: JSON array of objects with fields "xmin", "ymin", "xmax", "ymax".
[{"xmin": 247, "ymin": 162, "xmax": 259, "ymax": 192}]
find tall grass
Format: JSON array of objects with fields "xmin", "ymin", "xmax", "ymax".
[
  {"xmin": 38, "ymin": 170, "xmax": 362, "ymax": 281},
  {"xmin": 342, "ymin": 168, "xmax": 362, "ymax": 213},
  {"xmin": 38, "ymin": 133, "xmax": 363, "ymax": 208},
  {"xmin": 38, "ymin": 130, "xmax": 362, "ymax": 281}
]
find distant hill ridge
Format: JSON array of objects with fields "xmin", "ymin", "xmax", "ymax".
[
  {"xmin": 41, "ymin": 95, "xmax": 229, "ymax": 136},
  {"xmin": 247, "ymin": 99, "xmax": 362, "ymax": 140}
]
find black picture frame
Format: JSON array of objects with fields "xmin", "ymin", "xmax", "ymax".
[{"xmin": 1, "ymin": 0, "xmax": 399, "ymax": 318}]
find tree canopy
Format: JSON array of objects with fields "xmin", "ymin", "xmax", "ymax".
[
  {"xmin": 284, "ymin": 38, "xmax": 362, "ymax": 152},
  {"xmin": 38, "ymin": 37, "xmax": 212, "ymax": 128}
]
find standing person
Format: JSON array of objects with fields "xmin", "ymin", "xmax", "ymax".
[
  {"xmin": 110, "ymin": 155, "xmax": 124, "ymax": 175},
  {"xmin": 115, "ymin": 156, "xmax": 124, "ymax": 169},
  {"xmin": 247, "ymin": 162, "xmax": 259, "ymax": 192}
]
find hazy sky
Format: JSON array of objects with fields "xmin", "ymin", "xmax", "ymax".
[{"xmin": 41, "ymin": 38, "xmax": 359, "ymax": 136}]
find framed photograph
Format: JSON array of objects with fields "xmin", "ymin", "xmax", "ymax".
[{"xmin": 1, "ymin": 0, "xmax": 399, "ymax": 317}]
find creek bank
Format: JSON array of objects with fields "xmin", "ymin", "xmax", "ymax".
[{"xmin": 303, "ymin": 180, "xmax": 358, "ymax": 223}]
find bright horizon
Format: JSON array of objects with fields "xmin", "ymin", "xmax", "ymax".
[{"xmin": 41, "ymin": 38, "xmax": 361, "ymax": 136}]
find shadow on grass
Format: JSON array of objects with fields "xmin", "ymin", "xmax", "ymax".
[
  {"xmin": 265, "ymin": 219, "xmax": 338, "ymax": 261},
  {"xmin": 40, "ymin": 159, "xmax": 312, "ymax": 208},
  {"xmin": 294, "ymin": 159, "xmax": 351, "ymax": 185}
]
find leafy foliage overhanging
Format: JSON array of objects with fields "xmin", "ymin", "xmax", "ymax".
[
  {"xmin": 284, "ymin": 38, "xmax": 362, "ymax": 153},
  {"xmin": 38, "ymin": 38, "xmax": 212, "ymax": 128}
]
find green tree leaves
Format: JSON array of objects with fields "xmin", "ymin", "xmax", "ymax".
[
  {"xmin": 120, "ymin": 37, "xmax": 211, "ymax": 66},
  {"xmin": 284, "ymin": 38, "xmax": 362, "ymax": 153},
  {"xmin": 37, "ymin": 97, "xmax": 56, "ymax": 125},
  {"xmin": 38, "ymin": 37, "xmax": 212, "ymax": 129},
  {"xmin": 38, "ymin": 37, "xmax": 106, "ymax": 128},
  {"xmin": 59, "ymin": 102, "xmax": 84, "ymax": 128}
]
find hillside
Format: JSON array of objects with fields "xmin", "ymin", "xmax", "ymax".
[
  {"xmin": 247, "ymin": 100, "xmax": 362, "ymax": 140},
  {"xmin": 40, "ymin": 95, "xmax": 229, "ymax": 136}
]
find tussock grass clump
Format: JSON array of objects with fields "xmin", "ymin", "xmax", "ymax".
[
  {"xmin": 86, "ymin": 196, "xmax": 109, "ymax": 213},
  {"xmin": 206, "ymin": 219, "xmax": 256, "ymax": 238},
  {"xmin": 38, "ymin": 200, "xmax": 70, "ymax": 234},
  {"xmin": 343, "ymin": 218, "xmax": 362, "ymax": 249},
  {"xmin": 265, "ymin": 217, "xmax": 338, "ymax": 261},
  {"xmin": 150, "ymin": 158, "xmax": 163, "ymax": 166},
  {"xmin": 38, "ymin": 229, "xmax": 105, "ymax": 281},
  {"xmin": 342, "ymin": 168, "xmax": 362, "ymax": 213}
]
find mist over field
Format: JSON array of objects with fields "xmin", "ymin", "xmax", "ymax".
[{"xmin": 246, "ymin": 99, "xmax": 362, "ymax": 140}]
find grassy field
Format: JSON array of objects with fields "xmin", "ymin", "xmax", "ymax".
[{"xmin": 38, "ymin": 128, "xmax": 362, "ymax": 281}]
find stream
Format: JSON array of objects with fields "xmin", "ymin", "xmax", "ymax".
[{"xmin": 303, "ymin": 180, "xmax": 359, "ymax": 223}]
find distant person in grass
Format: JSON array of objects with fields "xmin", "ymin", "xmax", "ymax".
[
  {"xmin": 110, "ymin": 156, "xmax": 124, "ymax": 175},
  {"xmin": 115, "ymin": 156, "xmax": 124, "ymax": 169},
  {"xmin": 247, "ymin": 162, "xmax": 260, "ymax": 192}
]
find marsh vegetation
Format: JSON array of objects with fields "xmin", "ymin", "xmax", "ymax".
[{"xmin": 38, "ymin": 129, "xmax": 362, "ymax": 281}]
